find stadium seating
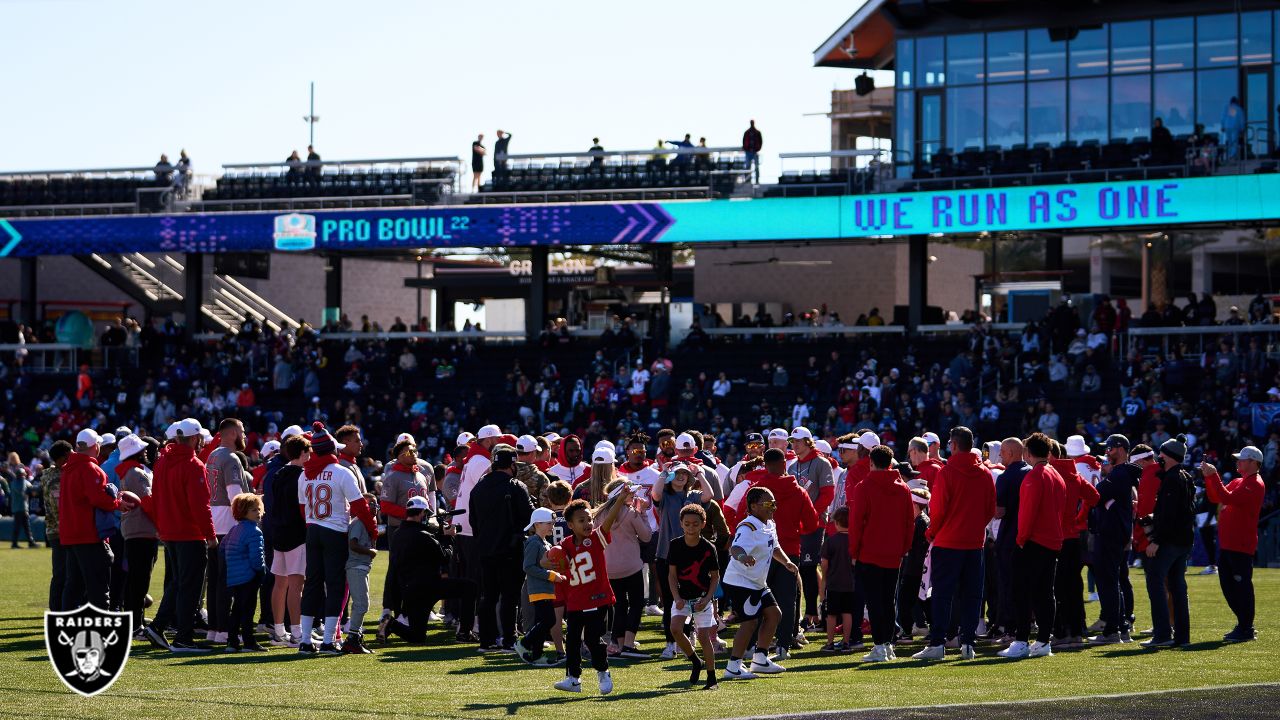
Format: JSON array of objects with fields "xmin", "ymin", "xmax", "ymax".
[
  {"xmin": 908, "ymin": 135, "xmax": 1206, "ymax": 185},
  {"xmin": 0, "ymin": 176, "xmax": 167, "ymax": 214},
  {"xmin": 200, "ymin": 165, "xmax": 456, "ymax": 210},
  {"xmin": 474, "ymin": 156, "xmax": 747, "ymax": 202}
]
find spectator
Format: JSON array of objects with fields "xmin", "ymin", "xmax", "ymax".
[
  {"xmin": 305, "ymin": 145, "xmax": 322, "ymax": 185},
  {"xmin": 1222, "ymin": 96, "xmax": 1245, "ymax": 161},
  {"xmin": 471, "ymin": 134, "xmax": 486, "ymax": 192},
  {"xmin": 589, "ymin": 137, "xmax": 605, "ymax": 168},
  {"xmin": 666, "ymin": 134, "xmax": 694, "ymax": 166},
  {"xmin": 1141, "ymin": 435, "xmax": 1195, "ymax": 648},
  {"xmin": 1150, "ymin": 117, "xmax": 1175, "ymax": 164},
  {"xmin": 60, "ymin": 428, "xmax": 131, "ymax": 610},
  {"xmin": 494, "ymin": 130, "xmax": 512, "ymax": 177},
  {"xmin": 468, "ymin": 444, "xmax": 535, "ymax": 652},
  {"xmin": 712, "ymin": 372, "xmax": 731, "ymax": 398},
  {"xmin": 1037, "ymin": 403, "xmax": 1061, "ymax": 440},
  {"xmin": 1203, "ymin": 448, "xmax": 1265, "ymax": 642},
  {"xmin": 154, "ymin": 154, "xmax": 174, "ymax": 184},
  {"xmin": 285, "ymin": 150, "xmax": 303, "ymax": 183},
  {"xmin": 742, "ymin": 119, "xmax": 763, "ymax": 182}
]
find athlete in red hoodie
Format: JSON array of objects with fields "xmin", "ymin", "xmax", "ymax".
[
  {"xmin": 1048, "ymin": 441, "xmax": 1099, "ymax": 645},
  {"xmin": 60, "ymin": 429, "xmax": 136, "ymax": 610},
  {"xmin": 548, "ymin": 434, "xmax": 591, "ymax": 487},
  {"xmin": 1204, "ymin": 450, "xmax": 1266, "ymax": 641},
  {"xmin": 847, "ymin": 445, "xmax": 914, "ymax": 660}
]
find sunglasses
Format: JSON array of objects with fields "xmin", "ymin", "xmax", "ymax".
[
  {"xmin": 746, "ymin": 442, "xmax": 764, "ymax": 449},
  {"xmin": 758, "ymin": 500, "xmax": 777, "ymax": 509}
]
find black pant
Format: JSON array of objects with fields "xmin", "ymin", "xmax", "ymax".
[
  {"xmin": 124, "ymin": 537, "xmax": 158, "ymax": 628},
  {"xmin": 108, "ymin": 529, "xmax": 126, "ymax": 611},
  {"xmin": 302, "ymin": 525, "xmax": 349, "ymax": 619},
  {"xmin": 11, "ymin": 512, "xmax": 32, "ymax": 545},
  {"xmin": 206, "ymin": 535, "xmax": 228, "ymax": 631},
  {"xmin": 768, "ymin": 555, "xmax": 800, "ymax": 648},
  {"xmin": 1054, "ymin": 537, "xmax": 1085, "ymax": 638},
  {"xmin": 391, "ymin": 577, "xmax": 477, "ymax": 643},
  {"xmin": 897, "ymin": 560, "xmax": 925, "ymax": 635},
  {"xmin": 1013, "ymin": 541, "xmax": 1058, "ymax": 643},
  {"xmin": 1093, "ymin": 538, "xmax": 1128, "ymax": 634},
  {"xmin": 478, "ymin": 555, "xmax": 524, "ymax": 647},
  {"xmin": 382, "ymin": 524, "xmax": 401, "ymax": 613},
  {"xmin": 609, "ymin": 571, "xmax": 644, "ymax": 641},
  {"xmin": 258, "ymin": 547, "xmax": 274, "ymax": 625},
  {"xmin": 151, "ymin": 540, "xmax": 207, "ymax": 644},
  {"xmin": 522, "ymin": 599, "xmax": 555, "ymax": 659},
  {"xmin": 656, "ymin": 558, "xmax": 675, "ymax": 642},
  {"xmin": 565, "ymin": 608, "xmax": 609, "ymax": 678},
  {"xmin": 227, "ymin": 576, "xmax": 261, "ymax": 646},
  {"xmin": 64, "ymin": 541, "xmax": 112, "ymax": 610},
  {"xmin": 856, "ymin": 563, "xmax": 900, "ymax": 645},
  {"xmin": 799, "ymin": 562, "xmax": 820, "ymax": 618},
  {"xmin": 1201, "ymin": 524, "xmax": 1218, "ymax": 566},
  {"xmin": 48, "ymin": 536, "xmax": 66, "ymax": 611},
  {"xmin": 995, "ymin": 543, "xmax": 1016, "ymax": 632},
  {"xmin": 1218, "ymin": 549, "xmax": 1255, "ymax": 631}
]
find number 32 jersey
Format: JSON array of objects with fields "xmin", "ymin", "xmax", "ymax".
[
  {"xmin": 298, "ymin": 463, "xmax": 364, "ymax": 533},
  {"xmin": 558, "ymin": 528, "xmax": 615, "ymax": 612}
]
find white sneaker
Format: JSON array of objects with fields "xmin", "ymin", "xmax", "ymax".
[
  {"xmin": 712, "ymin": 637, "xmax": 728, "ymax": 653},
  {"xmin": 886, "ymin": 643, "xmax": 896, "ymax": 659},
  {"xmin": 997, "ymin": 641, "xmax": 1029, "ymax": 659},
  {"xmin": 643, "ymin": 604, "xmax": 663, "ymax": 617},
  {"xmin": 976, "ymin": 619, "xmax": 988, "ymax": 636},
  {"xmin": 429, "ymin": 611, "xmax": 444, "ymax": 622},
  {"xmin": 861, "ymin": 644, "xmax": 888, "ymax": 662},
  {"xmin": 912, "ymin": 644, "xmax": 946, "ymax": 660},
  {"xmin": 772, "ymin": 646, "xmax": 790, "ymax": 661},
  {"xmin": 1200, "ymin": 565, "xmax": 1217, "ymax": 576},
  {"xmin": 1086, "ymin": 592, "xmax": 1099, "ymax": 602},
  {"xmin": 722, "ymin": 663, "xmax": 756, "ymax": 680},
  {"xmin": 554, "ymin": 676, "xmax": 582, "ymax": 693},
  {"xmin": 1028, "ymin": 641, "xmax": 1053, "ymax": 658},
  {"xmin": 960, "ymin": 644, "xmax": 976, "ymax": 660},
  {"xmin": 944, "ymin": 637, "xmax": 960, "ymax": 649},
  {"xmin": 660, "ymin": 642, "xmax": 676, "ymax": 660},
  {"xmin": 597, "ymin": 670, "xmax": 613, "ymax": 695},
  {"xmin": 912, "ymin": 623, "xmax": 930, "ymax": 637},
  {"xmin": 750, "ymin": 657, "xmax": 786, "ymax": 674}
]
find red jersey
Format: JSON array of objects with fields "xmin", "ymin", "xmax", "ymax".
[{"xmin": 558, "ymin": 528, "xmax": 615, "ymax": 612}]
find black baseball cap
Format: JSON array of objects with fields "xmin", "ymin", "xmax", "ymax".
[
  {"xmin": 746, "ymin": 432, "xmax": 764, "ymax": 444},
  {"xmin": 1105, "ymin": 434, "xmax": 1130, "ymax": 451}
]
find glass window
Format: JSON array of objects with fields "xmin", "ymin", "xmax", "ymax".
[
  {"xmin": 1154, "ymin": 17, "xmax": 1194, "ymax": 70},
  {"xmin": 1241, "ymin": 11, "xmax": 1272, "ymax": 65},
  {"xmin": 896, "ymin": 91, "xmax": 914, "ymax": 175},
  {"xmin": 1197, "ymin": 14, "xmax": 1238, "ymax": 67},
  {"xmin": 947, "ymin": 33, "xmax": 984, "ymax": 84},
  {"xmin": 1028, "ymin": 29, "xmax": 1066, "ymax": 79},
  {"xmin": 1111, "ymin": 20, "xmax": 1152, "ymax": 73},
  {"xmin": 1154, "ymin": 71, "xmax": 1194, "ymax": 136},
  {"xmin": 918, "ymin": 36, "xmax": 945, "ymax": 86},
  {"xmin": 1069, "ymin": 26, "xmax": 1108, "ymax": 76},
  {"xmin": 897, "ymin": 39, "xmax": 914, "ymax": 88},
  {"xmin": 986, "ymin": 30, "xmax": 1025, "ymax": 81},
  {"xmin": 1069, "ymin": 78, "xmax": 1108, "ymax": 142},
  {"xmin": 1197, "ymin": 68, "xmax": 1239, "ymax": 135},
  {"xmin": 1111, "ymin": 74, "xmax": 1151, "ymax": 140},
  {"xmin": 1028, "ymin": 80, "xmax": 1066, "ymax": 146},
  {"xmin": 946, "ymin": 85, "xmax": 985, "ymax": 150},
  {"xmin": 986, "ymin": 83, "xmax": 1025, "ymax": 148}
]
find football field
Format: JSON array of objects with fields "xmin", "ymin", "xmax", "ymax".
[{"xmin": 1, "ymin": 548, "xmax": 1278, "ymax": 719}]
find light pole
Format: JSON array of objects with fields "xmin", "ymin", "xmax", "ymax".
[{"xmin": 303, "ymin": 82, "xmax": 319, "ymax": 146}]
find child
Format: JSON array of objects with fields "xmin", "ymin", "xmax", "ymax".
[
  {"xmin": 720, "ymin": 486, "xmax": 796, "ymax": 680},
  {"xmin": 551, "ymin": 485, "xmax": 634, "ymax": 695},
  {"xmin": 667, "ymin": 504, "xmax": 721, "ymax": 690},
  {"xmin": 223, "ymin": 492, "xmax": 267, "ymax": 652},
  {"xmin": 345, "ymin": 493, "xmax": 379, "ymax": 654},
  {"xmin": 820, "ymin": 505, "xmax": 856, "ymax": 652},
  {"xmin": 516, "ymin": 506, "xmax": 565, "ymax": 666},
  {"xmin": 543, "ymin": 480, "xmax": 574, "ymax": 660}
]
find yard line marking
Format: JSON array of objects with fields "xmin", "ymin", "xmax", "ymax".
[
  {"xmin": 717, "ymin": 682, "xmax": 1280, "ymax": 720},
  {"xmin": 129, "ymin": 681, "xmax": 360, "ymax": 695}
]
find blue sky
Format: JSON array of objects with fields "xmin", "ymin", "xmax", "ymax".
[{"xmin": 0, "ymin": 0, "xmax": 873, "ymax": 184}]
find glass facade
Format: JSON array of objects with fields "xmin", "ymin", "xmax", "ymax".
[{"xmin": 895, "ymin": 11, "xmax": 1280, "ymax": 174}]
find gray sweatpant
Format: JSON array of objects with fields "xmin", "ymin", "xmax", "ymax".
[{"xmin": 346, "ymin": 565, "xmax": 371, "ymax": 633}]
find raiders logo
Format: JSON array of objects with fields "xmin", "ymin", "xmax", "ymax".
[{"xmin": 45, "ymin": 604, "xmax": 132, "ymax": 697}]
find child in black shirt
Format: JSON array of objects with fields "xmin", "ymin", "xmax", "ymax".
[{"xmin": 667, "ymin": 503, "xmax": 720, "ymax": 690}]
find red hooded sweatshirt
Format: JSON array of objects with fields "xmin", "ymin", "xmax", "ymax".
[
  {"xmin": 152, "ymin": 442, "xmax": 216, "ymax": 543},
  {"xmin": 58, "ymin": 452, "xmax": 121, "ymax": 546},
  {"xmin": 726, "ymin": 468, "xmax": 818, "ymax": 555},
  {"xmin": 198, "ymin": 432, "xmax": 221, "ymax": 464},
  {"xmin": 1050, "ymin": 457, "xmax": 1099, "ymax": 538},
  {"xmin": 926, "ymin": 452, "xmax": 996, "ymax": 550},
  {"xmin": 1016, "ymin": 462, "xmax": 1067, "ymax": 550},
  {"xmin": 847, "ymin": 468, "xmax": 914, "ymax": 568},
  {"xmin": 922, "ymin": 456, "xmax": 944, "ymax": 489},
  {"xmin": 1133, "ymin": 462, "xmax": 1161, "ymax": 551},
  {"xmin": 1206, "ymin": 470, "xmax": 1265, "ymax": 555},
  {"xmin": 549, "ymin": 434, "xmax": 590, "ymax": 487}
]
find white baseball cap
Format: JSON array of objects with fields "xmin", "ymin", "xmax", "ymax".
[
  {"xmin": 405, "ymin": 496, "xmax": 430, "ymax": 511},
  {"xmin": 1064, "ymin": 435, "xmax": 1090, "ymax": 457},
  {"xmin": 281, "ymin": 424, "xmax": 304, "ymax": 440},
  {"xmin": 675, "ymin": 433, "xmax": 698, "ymax": 450},
  {"xmin": 543, "ymin": 432, "xmax": 562, "ymax": 444},
  {"xmin": 525, "ymin": 506, "xmax": 556, "ymax": 531},
  {"xmin": 456, "ymin": 431, "xmax": 476, "ymax": 447},
  {"xmin": 118, "ymin": 434, "xmax": 147, "ymax": 461},
  {"xmin": 922, "ymin": 432, "xmax": 941, "ymax": 446},
  {"xmin": 858, "ymin": 431, "xmax": 880, "ymax": 450},
  {"xmin": 1233, "ymin": 446, "xmax": 1264, "ymax": 463},
  {"xmin": 261, "ymin": 440, "xmax": 281, "ymax": 459},
  {"xmin": 767, "ymin": 428, "xmax": 789, "ymax": 441},
  {"xmin": 100, "ymin": 433, "xmax": 117, "ymax": 447},
  {"xmin": 815, "ymin": 440, "xmax": 832, "ymax": 455},
  {"xmin": 169, "ymin": 418, "xmax": 203, "ymax": 439},
  {"xmin": 516, "ymin": 435, "xmax": 539, "ymax": 453},
  {"xmin": 396, "ymin": 432, "xmax": 416, "ymax": 445},
  {"xmin": 76, "ymin": 428, "xmax": 103, "ymax": 447},
  {"xmin": 595, "ymin": 440, "xmax": 616, "ymax": 455},
  {"xmin": 477, "ymin": 425, "xmax": 502, "ymax": 440},
  {"xmin": 790, "ymin": 427, "xmax": 813, "ymax": 442},
  {"xmin": 200, "ymin": 428, "xmax": 214, "ymax": 443},
  {"xmin": 592, "ymin": 447, "xmax": 616, "ymax": 465}
]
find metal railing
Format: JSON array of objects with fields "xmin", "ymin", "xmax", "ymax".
[
  {"xmin": 0, "ymin": 343, "xmax": 83, "ymax": 373},
  {"xmin": 192, "ymin": 194, "xmax": 416, "ymax": 212},
  {"xmin": 1126, "ymin": 323, "xmax": 1280, "ymax": 359},
  {"xmin": 466, "ymin": 186, "xmax": 713, "ymax": 205}
]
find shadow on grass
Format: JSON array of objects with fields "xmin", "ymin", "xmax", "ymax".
[{"xmin": 461, "ymin": 687, "xmax": 684, "ymax": 715}]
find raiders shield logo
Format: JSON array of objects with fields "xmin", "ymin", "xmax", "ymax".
[{"xmin": 45, "ymin": 604, "xmax": 132, "ymax": 697}]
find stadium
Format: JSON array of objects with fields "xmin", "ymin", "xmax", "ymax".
[{"xmin": 2, "ymin": 0, "xmax": 1280, "ymax": 717}]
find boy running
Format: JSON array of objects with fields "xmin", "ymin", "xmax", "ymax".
[
  {"xmin": 721, "ymin": 487, "xmax": 798, "ymax": 680},
  {"xmin": 667, "ymin": 503, "xmax": 721, "ymax": 689}
]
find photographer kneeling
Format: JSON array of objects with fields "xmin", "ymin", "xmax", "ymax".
[{"xmin": 383, "ymin": 497, "xmax": 477, "ymax": 644}]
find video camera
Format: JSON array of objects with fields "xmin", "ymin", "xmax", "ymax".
[{"xmin": 426, "ymin": 508, "xmax": 465, "ymax": 538}]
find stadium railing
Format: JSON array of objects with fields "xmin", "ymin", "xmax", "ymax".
[{"xmin": 1126, "ymin": 324, "xmax": 1280, "ymax": 360}]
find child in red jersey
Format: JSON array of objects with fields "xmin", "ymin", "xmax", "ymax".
[{"xmin": 551, "ymin": 485, "xmax": 634, "ymax": 695}]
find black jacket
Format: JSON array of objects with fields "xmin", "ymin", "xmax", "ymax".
[
  {"xmin": 1151, "ymin": 463, "xmax": 1196, "ymax": 547},
  {"xmin": 1093, "ymin": 462, "xmax": 1140, "ymax": 545},
  {"xmin": 268, "ymin": 465, "xmax": 306, "ymax": 552},
  {"xmin": 386, "ymin": 519, "xmax": 448, "ymax": 595},
  {"xmin": 468, "ymin": 468, "xmax": 534, "ymax": 560}
]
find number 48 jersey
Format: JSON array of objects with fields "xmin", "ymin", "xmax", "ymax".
[
  {"xmin": 298, "ymin": 462, "xmax": 364, "ymax": 533},
  {"xmin": 558, "ymin": 528, "xmax": 615, "ymax": 612}
]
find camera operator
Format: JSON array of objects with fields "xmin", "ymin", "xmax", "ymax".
[
  {"xmin": 382, "ymin": 497, "xmax": 476, "ymax": 645},
  {"xmin": 469, "ymin": 444, "xmax": 535, "ymax": 652}
]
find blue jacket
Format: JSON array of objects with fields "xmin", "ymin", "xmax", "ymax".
[{"xmin": 223, "ymin": 519, "xmax": 265, "ymax": 587}]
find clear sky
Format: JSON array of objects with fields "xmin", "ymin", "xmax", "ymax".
[{"xmin": 0, "ymin": 0, "xmax": 875, "ymax": 184}]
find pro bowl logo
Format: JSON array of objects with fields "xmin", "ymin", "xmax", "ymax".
[
  {"xmin": 45, "ymin": 604, "xmax": 132, "ymax": 697},
  {"xmin": 273, "ymin": 213, "xmax": 317, "ymax": 251}
]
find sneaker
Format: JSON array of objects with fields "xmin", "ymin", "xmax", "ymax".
[
  {"xmin": 997, "ymin": 641, "xmax": 1029, "ymax": 659},
  {"xmin": 960, "ymin": 644, "xmax": 976, "ymax": 660},
  {"xmin": 429, "ymin": 611, "xmax": 444, "ymax": 622},
  {"xmin": 912, "ymin": 644, "xmax": 946, "ymax": 660},
  {"xmin": 861, "ymin": 644, "xmax": 888, "ymax": 662},
  {"xmin": 912, "ymin": 623, "xmax": 930, "ymax": 637},
  {"xmin": 722, "ymin": 664, "xmax": 756, "ymax": 680},
  {"xmin": 619, "ymin": 645, "xmax": 649, "ymax": 659},
  {"xmin": 711, "ymin": 637, "xmax": 728, "ymax": 653},
  {"xmin": 531, "ymin": 655, "xmax": 558, "ymax": 667},
  {"xmin": 298, "ymin": 642, "xmax": 317, "ymax": 655},
  {"xmin": 1051, "ymin": 636, "xmax": 1083, "ymax": 649},
  {"xmin": 477, "ymin": 645, "xmax": 504, "ymax": 654},
  {"xmin": 224, "ymin": 643, "xmax": 242, "ymax": 653},
  {"xmin": 1086, "ymin": 592, "xmax": 1099, "ymax": 602},
  {"xmin": 553, "ymin": 676, "xmax": 582, "ymax": 693},
  {"xmin": 318, "ymin": 642, "xmax": 342, "ymax": 655},
  {"xmin": 144, "ymin": 625, "xmax": 170, "ymax": 650},
  {"xmin": 793, "ymin": 632, "xmax": 809, "ymax": 647},
  {"xmin": 944, "ymin": 637, "xmax": 960, "ymax": 649},
  {"xmin": 1131, "ymin": 558, "xmax": 1143, "ymax": 568},
  {"xmin": 343, "ymin": 635, "xmax": 374, "ymax": 654},
  {"xmin": 660, "ymin": 642, "xmax": 677, "ymax": 660},
  {"xmin": 269, "ymin": 631, "xmax": 296, "ymax": 647},
  {"xmin": 1089, "ymin": 633, "xmax": 1121, "ymax": 645},
  {"xmin": 597, "ymin": 670, "xmax": 614, "ymax": 695},
  {"xmin": 975, "ymin": 619, "xmax": 988, "ymax": 637},
  {"xmin": 1119, "ymin": 631, "xmax": 1133, "ymax": 644},
  {"xmin": 1139, "ymin": 638, "xmax": 1174, "ymax": 649},
  {"xmin": 886, "ymin": 643, "xmax": 897, "ymax": 660},
  {"xmin": 254, "ymin": 623, "xmax": 269, "ymax": 634},
  {"xmin": 454, "ymin": 631, "xmax": 480, "ymax": 644},
  {"xmin": 643, "ymin": 604, "xmax": 663, "ymax": 617},
  {"xmin": 772, "ymin": 646, "xmax": 790, "ymax": 661},
  {"xmin": 1087, "ymin": 618, "xmax": 1106, "ymax": 634},
  {"xmin": 170, "ymin": 640, "xmax": 211, "ymax": 654},
  {"xmin": 375, "ymin": 615, "xmax": 394, "ymax": 644},
  {"xmin": 242, "ymin": 641, "xmax": 268, "ymax": 652},
  {"xmin": 1223, "ymin": 628, "xmax": 1257, "ymax": 643},
  {"xmin": 750, "ymin": 657, "xmax": 786, "ymax": 674},
  {"xmin": 820, "ymin": 642, "xmax": 840, "ymax": 653},
  {"xmin": 845, "ymin": 640, "xmax": 866, "ymax": 650},
  {"xmin": 1028, "ymin": 641, "xmax": 1053, "ymax": 658},
  {"xmin": 1200, "ymin": 565, "xmax": 1217, "ymax": 576}
]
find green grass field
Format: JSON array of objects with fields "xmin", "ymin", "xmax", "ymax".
[{"xmin": 1, "ymin": 547, "xmax": 1278, "ymax": 719}]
